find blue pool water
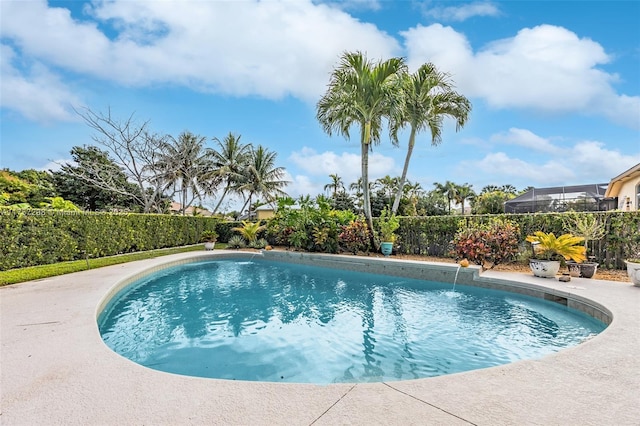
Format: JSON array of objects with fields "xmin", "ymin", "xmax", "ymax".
[{"xmin": 98, "ymin": 258, "xmax": 606, "ymax": 384}]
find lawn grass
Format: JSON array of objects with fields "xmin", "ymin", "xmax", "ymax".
[{"xmin": 0, "ymin": 244, "xmax": 227, "ymax": 286}]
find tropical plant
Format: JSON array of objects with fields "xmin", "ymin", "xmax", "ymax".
[
  {"xmin": 525, "ymin": 231, "xmax": 586, "ymax": 263},
  {"xmin": 338, "ymin": 218, "xmax": 372, "ymax": 254},
  {"xmin": 324, "ymin": 173, "xmax": 345, "ymax": 200},
  {"xmin": 232, "ymin": 220, "xmax": 266, "ymax": 246},
  {"xmin": 433, "ymin": 180, "xmax": 459, "ymax": 214},
  {"xmin": 210, "ymin": 132, "xmax": 251, "ymax": 214},
  {"xmin": 390, "ymin": 63, "xmax": 471, "ymax": 214},
  {"xmin": 254, "ymin": 238, "xmax": 268, "ymax": 249},
  {"xmin": 235, "ymin": 145, "xmax": 288, "ymax": 217},
  {"xmin": 226, "ymin": 235, "xmax": 246, "ymax": 249},
  {"xmin": 378, "ymin": 208, "xmax": 399, "ymax": 243},
  {"xmin": 454, "ymin": 218, "xmax": 520, "ymax": 270},
  {"xmin": 454, "ymin": 183, "xmax": 475, "ymax": 215},
  {"xmin": 471, "ymin": 190, "xmax": 515, "ymax": 214},
  {"xmin": 563, "ymin": 213, "xmax": 606, "ymax": 259},
  {"xmin": 154, "ymin": 131, "xmax": 215, "ymax": 215},
  {"xmin": 316, "ymin": 51, "xmax": 406, "ymax": 246},
  {"xmin": 199, "ymin": 230, "xmax": 218, "ymax": 243}
]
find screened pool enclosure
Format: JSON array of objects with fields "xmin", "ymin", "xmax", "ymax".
[{"xmin": 504, "ymin": 183, "xmax": 614, "ymax": 213}]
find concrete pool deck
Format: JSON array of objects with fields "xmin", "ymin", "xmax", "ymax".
[{"xmin": 1, "ymin": 251, "xmax": 639, "ymax": 425}]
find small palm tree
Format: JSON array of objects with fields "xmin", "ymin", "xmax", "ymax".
[
  {"xmin": 232, "ymin": 221, "xmax": 266, "ymax": 246},
  {"xmin": 324, "ymin": 173, "xmax": 345, "ymax": 199},
  {"xmin": 433, "ymin": 180, "xmax": 459, "ymax": 214},
  {"xmin": 235, "ymin": 145, "xmax": 289, "ymax": 217},
  {"xmin": 454, "ymin": 183, "xmax": 475, "ymax": 215}
]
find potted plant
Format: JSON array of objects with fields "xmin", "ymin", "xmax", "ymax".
[
  {"xmin": 625, "ymin": 249, "xmax": 640, "ymax": 286},
  {"xmin": 378, "ymin": 208, "xmax": 399, "ymax": 257},
  {"xmin": 200, "ymin": 230, "xmax": 218, "ymax": 250},
  {"xmin": 525, "ymin": 232, "xmax": 586, "ymax": 278},
  {"xmin": 563, "ymin": 214, "xmax": 605, "ymax": 278}
]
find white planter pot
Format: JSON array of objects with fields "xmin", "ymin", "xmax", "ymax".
[
  {"xmin": 529, "ymin": 259, "xmax": 560, "ymax": 278},
  {"xmin": 204, "ymin": 242, "xmax": 215, "ymax": 251},
  {"xmin": 625, "ymin": 261, "xmax": 640, "ymax": 286}
]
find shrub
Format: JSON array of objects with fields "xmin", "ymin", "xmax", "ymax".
[
  {"xmin": 377, "ymin": 208, "xmax": 399, "ymax": 243},
  {"xmin": 453, "ymin": 218, "xmax": 520, "ymax": 270},
  {"xmin": 339, "ymin": 218, "xmax": 371, "ymax": 254},
  {"xmin": 227, "ymin": 235, "xmax": 246, "ymax": 249},
  {"xmin": 253, "ymin": 238, "xmax": 268, "ymax": 249}
]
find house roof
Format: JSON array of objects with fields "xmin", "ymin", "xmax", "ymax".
[
  {"xmin": 169, "ymin": 202, "xmax": 212, "ymax": 216},
  {"xmin": 604, "ymin": 162, "xmax": 640, "ymax": 197}
]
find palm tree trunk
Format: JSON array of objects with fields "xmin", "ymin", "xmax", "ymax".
[
  {"xmin": 392, "ymin": 126, "xmax": 416, "ymax": 214},
  {"xmin": 212, "ymin": 183, "xmax": 231, "ymax": 214},
  {"xmin": 361, "ymin": 121, "xmax": 377, "ymax": 249}
]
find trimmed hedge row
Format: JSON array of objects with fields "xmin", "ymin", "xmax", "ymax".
[
  {"xmin": 396, "ymin": 211, "xmax": 640, "ymax": 268},
  {"xmin": 2, "ymin": 209, "xmax": 638, "ymax": 271},
  {"xmin": 0, "ymin": 209, "xmax": 221, "ymax": 271}
]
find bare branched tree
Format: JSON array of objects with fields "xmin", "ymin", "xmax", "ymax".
[{"xmin": 69, "ymin": 107, "xmax": 171, "ymax": 213}]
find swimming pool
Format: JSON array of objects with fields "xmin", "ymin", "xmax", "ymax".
[{"xmin": 98, "ymin": 254, "xmax": 606, "ymax": 384}]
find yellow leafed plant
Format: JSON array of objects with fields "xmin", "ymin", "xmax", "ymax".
[{"xmin": 526, "ymin": 231, "xmax": 586, "ymax": 263}]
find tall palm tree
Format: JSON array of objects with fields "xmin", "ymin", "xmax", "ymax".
[
  {"xmin": 154, "ymin": 131, "xmax": 214, "ymax": 215},
  {"xmin": 454, "ymin": 183, "xmax": 475, "ymax": 215},
  {"xmin": 316, "ymin": 51, "xmax": 406, "ymax": 245},
  {"xmin": 390, "ymin": 63, "xmax": 471, "ymax": 214},
  {"xmin": 235, "ymin": 145, "xmax": 289, "ymax": 217},
  {"xmin": 323, "ymin": 173, "xmax": 345, "ymax": 200},
  {"xmin": 210, "ymin": 132, "xmax": 250, "ymax": 214}
]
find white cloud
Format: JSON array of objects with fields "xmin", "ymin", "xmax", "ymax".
[
  {"xmin": 425, "ymin": 2, "xmax": 501, "ymax": 22},
  {"xmin": 285, "ymin": 147, "xmax": 399, "ymax": 198},
  {"xmin": 281, "ymin": 172, "xmax": 320, "ymax": 199},
  {"xmin": 0, "ymin": 44, "xmax": 82, "ymax": 122},
  {"xmin": 0, "ymin": 0, "xmax": 399, "ymax": 106},
  {"xmin": 490, "ymin": 128, "xmax": 559, "ymax": 153},
  {"xmin": 459, "ymin": 140, "xmax": 639, "ymax": 187},
  {"xmin": 402, "ymin": 24, "xmax": 640, "ymax": 129}
]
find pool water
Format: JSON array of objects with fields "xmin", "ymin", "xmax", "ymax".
[{"xmin": 98, "ymin": 259, "xmax": 606, "ymax": 384}]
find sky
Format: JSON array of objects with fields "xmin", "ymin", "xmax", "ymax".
[{"xmin": 1, "ymin": 0, "xmax": 639, "ymax": 211}]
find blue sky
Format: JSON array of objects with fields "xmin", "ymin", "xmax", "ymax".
[{"xmin": 1, "ymin": 0, "xmax": 639, "ymax": 211}]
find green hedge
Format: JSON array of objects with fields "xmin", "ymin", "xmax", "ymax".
[
  {"xmin": 0, "ymin": 209, "xmax": 220, "ymax": 271},
  {"xmin": 396, "ymin": 211, "xmax": 639, "ymax": 269},
  {"xmin": 2, "ymin": 209, "xmax": 638, "ymax": 271}
]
